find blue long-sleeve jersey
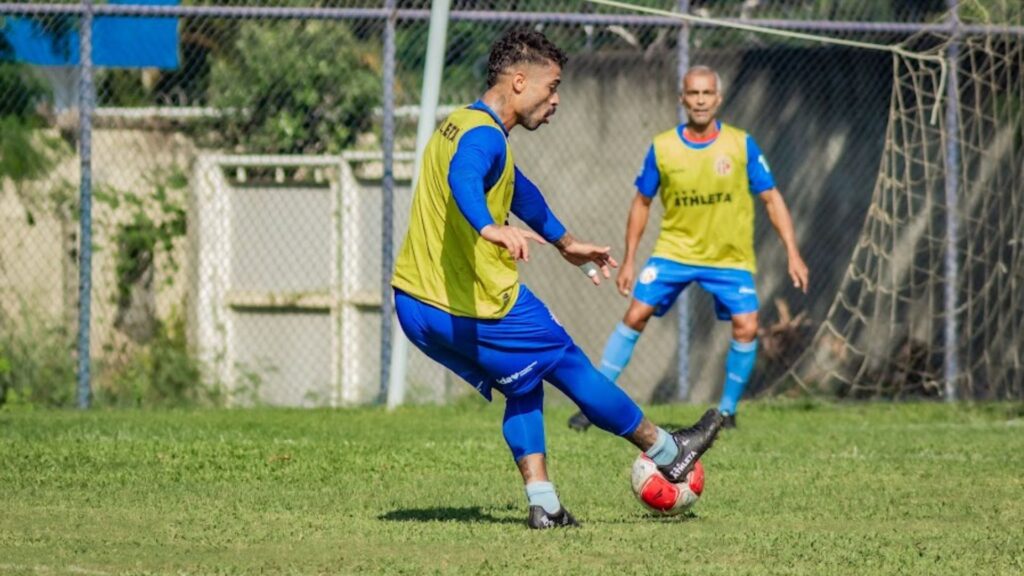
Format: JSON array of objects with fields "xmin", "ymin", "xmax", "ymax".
[{"xmin": 446, "ymin": 100, "xmax": 567, "ymax": 243}]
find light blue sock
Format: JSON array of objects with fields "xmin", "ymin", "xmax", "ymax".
[
  {"xmin": 644, "ymin": 427, "xmax": 679, "ymax": 467},
  {"xmin": 718, "ymin": 339, "xmax": 758, "ymax": 415},
  {"xmin": 525, "ymin": 481, "xmax": 561, "ymax": 514},
  {"xmin": 598, "ymin": 322, "xmax": 641, "ymax": 382}
]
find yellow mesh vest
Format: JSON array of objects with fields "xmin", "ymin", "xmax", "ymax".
[
  {"xmin": 651, "ymin": 123, "xmax": 756, "ymax": 272},
  {"xmin": 392, "ymin": 108, "xmax": 519, "ymax": 318}
]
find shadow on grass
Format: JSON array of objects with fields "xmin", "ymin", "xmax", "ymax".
[
  {"xmin": 379, "ymin": 506, "xmax": 521, "ymax": 525},
  {"xmin": 600, "ymin": 510, "xmax": 701, "ymax": 525},
  {"xmin": 380, "ymin": 507, "xmax": 700, "ymax": 526}
]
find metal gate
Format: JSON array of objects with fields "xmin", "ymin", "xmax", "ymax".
[{"xmin": 190, "ymin": 152, "xmax": 414, "ymax": 406}]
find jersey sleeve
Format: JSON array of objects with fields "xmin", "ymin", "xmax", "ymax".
[
  {"xmin": 746, "ymin": 134, "xmax": 776, "ymax": 194},
  {"xmin": 633, "ymin": 144, "xmax": 660, "ymax": 198},
  {"xmin": 447, "ymin": 126, "xmax": 506, "ymax": 232},
  {"xmin": 510, "ymin": 168, "xmax": 567, "ymax": 243}
]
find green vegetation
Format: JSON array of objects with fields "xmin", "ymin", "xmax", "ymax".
[
  {"xmin": 0, "ymin": 18, "xmax": 68, "ymax": 204},
  {"xmin": 0, "ymin": 307, "xmax": 75, "ymax": 407},
  {"xmin": 95, "ymin": 168, "xmax": 188, "ymax": 312},
  {"xmin": 93, "ymin": 313, "xmax": 218, "ymax": 408},
  {"xmin": 0, "ymin": 305, "xmax": 216, "ymax": 410},
  {"xmin": 203, "ymin": 20, "xmax": 380, "ymax": 154},
  {"xmin": 1, "ymin": 401, "xmax": 1021, "ymax": 575}
]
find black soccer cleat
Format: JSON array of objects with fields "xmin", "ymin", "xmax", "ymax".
[
  {"xmin": 527, "ymin": 506, "xmax": 581, "ymax": 530},
  {"xmin": 722, "ymin": 412, "xmax": 738, "ymax": 429},
  {"xmin": 657, "ymin": 408, "xmax": 725, "ymax": 483},
  {"xmin": 567, "ymin": 411, "xmax": 592, "ymax": 432}
]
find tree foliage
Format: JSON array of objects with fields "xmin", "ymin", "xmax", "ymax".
[
  {"xmin": 203, "ymin": 20, "xmax": 381, "ymax": 154},
  {"xmin": 0, "ymin": 20, "xmax": 62, "ymax": 186}
]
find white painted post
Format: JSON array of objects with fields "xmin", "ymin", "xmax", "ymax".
[{"xmin": 387, "ymin": 0, "xmax": 452, "ymax": 409}]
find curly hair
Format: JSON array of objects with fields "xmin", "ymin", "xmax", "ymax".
[{"xmin": 486, "ymin": 29, "xmax": 568, "ymax": 88}]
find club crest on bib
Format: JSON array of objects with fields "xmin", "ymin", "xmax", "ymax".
[
  {"xmin": 714, "ymin": 155, "xmax": 734, "ymax": 176},
  {"xmin": 639, "ymin": 266, "xmax": 658, "ymax": 285}
]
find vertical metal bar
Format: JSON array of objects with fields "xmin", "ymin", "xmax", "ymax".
[
  {"xmin": 378, "ymin": 0, "xmax": 398, "ymax": 403},
  {"xmin": 76, "ymin": 0, "xmax": 95, "ymax": 409},
  {"xmin": 675, "ymin": 0, "xmax": 692, "ymax": 402},
  {"xmin": 943, "ymin": 0, "xmax": 961, "ymax": 400},
  {"xmin": 387, "ymin": 0, "xmax": 451, "ymax": 409}
]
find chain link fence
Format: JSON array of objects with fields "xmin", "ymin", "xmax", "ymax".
[{"xmin": 1, "ymin": 1, "xmax": 1020, "ymax": 408}]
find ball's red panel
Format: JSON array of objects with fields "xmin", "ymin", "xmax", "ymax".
[
  {"xmin": 689, "ymin": 460, "xmax": 705, "ymax": 496},
  {"xmin": 640, "ymin": 474, "xmax": 680, "ymax": 511}
]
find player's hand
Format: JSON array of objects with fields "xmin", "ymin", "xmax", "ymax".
[
  {"xmin": 788, "ymin": 251, "xmax": 809, "ymax": 294},
  {"xmin": 480, "ymin": 224, "xmax": 546, "ymax": 262},
  {"xmin": 556, "ymin": 234, "xmax": 618, "ymax": 286},
  {"xmin": 616, "ymin": 261, "xmax": 635, "ymax": 297}
]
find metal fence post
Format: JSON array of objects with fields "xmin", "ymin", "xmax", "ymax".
[
  {"xmin": 378, "ymin": 0, "xmax": 398, "ymax": 403},
  {"xmin": 675, "ymin": 0, "xmax": 692, "ymax": 402},
  {"xmin": 75, "ymin": 0, "xmax": 95, "ymax": 409},
  {"xmin": 943, "ymin": 0, "xmax": 961, "ymax": 401}
]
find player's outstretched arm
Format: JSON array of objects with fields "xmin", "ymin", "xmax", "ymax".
[
  {"xmin": 554, "ymin": 233, "xmax": 618, "ymax": 286},
  {"xmin": 509, "ymin": 168, "xmax": 568, "ymax": 242},
  {"xmin": 508, "ymin": 169, "xmax": 618, "ymax": 284},
  {"xmin": 481, "ymin": 224, "xmax": 546, "ymax": 262},
  {"xmin": 617, "ymin": 193, "xmax": 654, "ymax": 296},
  {"xmin": 759, "ymin": 188, "xmax": 809, "ymax": 293}
]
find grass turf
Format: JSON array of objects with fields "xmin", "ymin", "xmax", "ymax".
[{"xmin": 1, "ymin": 400, "xmax": 1022, "ymax": 575}]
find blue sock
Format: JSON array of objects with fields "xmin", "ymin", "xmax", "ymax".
[
  {"xmin": 644, "ymin": 427, "xmax": 679, "ymax": 467},
  {"xmin": 598, "ymin": 322, "xmax": 641, "ymax": 382},
  {"xmin": 525, "ymin": 481, "xmax": 561, "ymax": 514},
  {"xmin": 718, "ymin": 339, "xmax": 758, "ymax": 415}
]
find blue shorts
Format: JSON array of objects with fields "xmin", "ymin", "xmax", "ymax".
[
  {"xmin": 633, "ymin": 257, "xmax": 759, "ymax": 320},
  {"xmin": 394, "ymin": 285, "xmax": 573, "ymax": 401}
]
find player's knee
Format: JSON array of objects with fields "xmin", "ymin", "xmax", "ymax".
[
  {"xmin": 623, "ymin": 306, "xmax": 653, "ymax": 332},
  {"xmin": 732, "ymin": 315, "xmax": 758, "ymax": 342},
  {"xmin": 624, "ymin": 316, "xmax": 648, "ymax": 332}
]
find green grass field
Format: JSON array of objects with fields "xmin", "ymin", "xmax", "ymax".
[{"xmin": 2, "ymin": 400, "xmax": 1023, "ymax": 575}]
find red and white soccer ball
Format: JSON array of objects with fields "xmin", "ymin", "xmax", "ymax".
[{"xmin": 630, "ymin": 454, "xmax": 704, "ymax": 516}]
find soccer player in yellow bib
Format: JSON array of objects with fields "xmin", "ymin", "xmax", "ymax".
[
  {"xmin": 392, "ymin": 30, "xmax": 723, "ymax": 529},
  {"xmin": 568, "ymin": 65, "xmax": 809, "ymax": 432}
]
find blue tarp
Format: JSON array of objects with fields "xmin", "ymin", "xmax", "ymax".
[{"xmin": 5, "ymin": 0, "xmax": 179, "ymax": 69}]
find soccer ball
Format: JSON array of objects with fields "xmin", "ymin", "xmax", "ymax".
[{"xmin": 630, "ymin": 454, "xmax": 704, "ymax": 516}]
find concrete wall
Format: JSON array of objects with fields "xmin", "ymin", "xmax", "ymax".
[{"xmin": 0, "ymin": 127, "xmax": 195, "ymax": 373}]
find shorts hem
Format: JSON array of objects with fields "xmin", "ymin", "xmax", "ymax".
[
  {"xmin": 617, "ymin": 408, "xmax": 645, "ymax": 438},
  {"xmin": 632, "ymin": 294, "xmax": 668, "ymax": 318}
]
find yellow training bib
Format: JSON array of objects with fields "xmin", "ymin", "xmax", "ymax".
[
  {"xmin": 651, "ymin": 123, "xmax": 757, "ymax": 272},
  {"xmin": 392, "ymin": 108, "xmax": 519, "ymax": 318}
]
